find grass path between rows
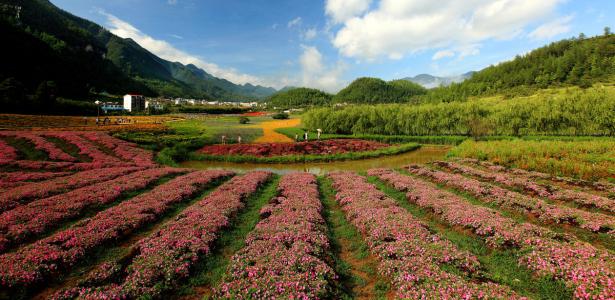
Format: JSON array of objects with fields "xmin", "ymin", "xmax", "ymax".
[
  {"xmin": 173, "ymin": 175, "xmax": 281, "ymax": 299},
  {"xmin": 367, "ymin": 174, "xmax": 573, "ymax": 300},
  {"xmin": 318, "ymin": 177, "xmax": 392, "ymax": 299}
]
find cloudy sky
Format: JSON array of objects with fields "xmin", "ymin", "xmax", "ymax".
[{"xmin": 52, "ymin": 0, "xmax": 613, "ymax": 92}]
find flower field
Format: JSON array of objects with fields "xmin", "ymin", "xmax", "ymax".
[
  {"xmin": 200, "ymin": 139, "xmax": 390, "ymax": 157},
  {"xmin": 0, "ymin": 129, "xmax": 613, "ymax": 299}
]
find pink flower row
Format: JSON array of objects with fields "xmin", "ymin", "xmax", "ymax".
[
  {"xmin": 52, "ymin": 171, "xmax": 272, "ymax": 299},
  {"xmin": 42, "ymin": 131, "xmax": 123, "ymax": 164},
  {"xmin": 80, "ymin": 132, "xmax": 155, "ymax": 167},
  {"xmin": 5, "ymin": 160, "xmax": 133, "ymax": 171},
  {"xmin": 217, "ymin": 173, "xmax": 337, "ymax": 299},
  {"xmin": 0, "ymin": 166, "xmax": 143, "ymax": 214},
  {"xmin": 328, "ymin": 171, "xmax": 520, "ymax": 299},
  {"xmin": 369, "ymin": 168, "xmax": 614, "ymax": 299},
  {"xmin": 0, "ymin": 171, "xmax": 72, "ymax": 191},
  {"xmin": 406, "ymin": 164, "xmax": 615, "ymax": 234},
  {"xmin": 0, "ymin": 132, "xmax": 77, "ymax": 162},
  {"xmin": 439, "ymin": 161, "xmax": 614, "ymax": 213},
  {"xmin": 0, "ymin": 170, "xmax": 233, "ymax": 289},
  {"xmin": 0, "ymin": 167, "xmax": 185, "ymax": 252},
  {"xmin": 461, "ymin": 158, "xmax": 615, "ymax": 195},
  {"xmin": 0, "ymin": 139, "xmax": 18, "ymax": 162}
]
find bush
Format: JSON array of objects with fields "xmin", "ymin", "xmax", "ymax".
[
  {"xmin": 239, "ymin": 116, "xmax": 250, "ymax": 124},
  {"xmin": 272, "ymin": 112, "xmax": 289, "ymax": 120}
]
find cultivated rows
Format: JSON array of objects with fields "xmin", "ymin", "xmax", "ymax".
[{"xmin": 1, "ymin": 131, "xmax": 613, "ymax": 299}]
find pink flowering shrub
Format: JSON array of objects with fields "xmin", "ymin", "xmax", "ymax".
[
  {"xmin": 461, "ymin": 158, "xmax": 615, "ymax": 194},
  {"xmin": 0, "ymin": 170, "xmax": 233, "ymax": 289},
  {"xmin": 42, "ymin": 132, "xmax": 124, "ymax": 164},
  {"xmin": 406, "ymin": 164, "xmax": 615, "ymax": 234},
  {"xmin": 0, "ymin": 167, "xmax": 185, "ymax": 252},
  {"xmin": 0, "ymin": 166, "xmax": 143, "ymax": 213},
  {"xmin": 438, "ymin": 161, "xmax": 615, "ymax": 213},
  {"xmin": 0, "ymin": 132, "xmax": 77, "ymax": 162},
  {"xmin": 52, "ymin": 171, "xmax": 272, "ymax": 299},
  {"xmin": 0, "ymin": 139, "xmax": 18, "ymax": 163},
  {"xmin": 328, "ymin": 171, "xmax": 520, "ymax": 299},
  {"xmin": 217, "ymin": 173, "xmax": 338, "ymax": 299},
  {"xmin": 0, "ymin": 171, "xmax": 72, "ymax": 190},
  {"xmin": 370, "ymin": 168, "xmax": 615, "ymax": 299},
  {"xmin": 80, "ymin": 132, "xmax": 155, "ymax": 167}
]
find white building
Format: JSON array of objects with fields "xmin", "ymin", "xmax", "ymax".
[
  {"xmin": 123, "ymin": 94, "xmax": 146, "ymax": 112},
  {"xmin": 145, "ymin": 100, "xmax": 165, "ymax": 111}
]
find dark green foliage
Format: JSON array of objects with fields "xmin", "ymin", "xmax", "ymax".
[
  {"xmin": 0, "ymin": 0, "xmax": 276, "ymax": 115},
  {"xmin": 238, "ymin": 116, "xmax": 250, "ymax": 124},
  {"xmin": 268, "ymin": 87, "xmax": 332, "ymax": 108},
  {"xmin": 334, "ymin": 77, "xmax": 427, "ymax": 104},
  {"xmin": 272, "ymin": 112, "xmax": 289, "ymax": 120},
  {"xmin": 422, "ymin": 34, "xmax": 615, "ymax": 102}
]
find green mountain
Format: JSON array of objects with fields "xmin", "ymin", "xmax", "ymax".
[
  {"xmin": 334, "ymin": 77, "xmax": 427, "ymax": 104},
  {"xmin": 0, "ymin": 0, "xmax": 276, "ymax": 113},
  {"xmin": 268, "ymin": 87, "xmax": 333, "ymax": 108},
  {"xmin": 424, "ymin": 32, "xmax": 615, "ymax": 102}
]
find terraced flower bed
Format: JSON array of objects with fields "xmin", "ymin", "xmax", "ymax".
[{"xmin": 201, "ymin": 139, "xmax": 389, "ymax": 157}]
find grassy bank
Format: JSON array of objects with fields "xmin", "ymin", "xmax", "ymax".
[
  {"xmin": 448, "ymin": 139, "xmax": 615, "ymax": 180},
  {"xmin": 186, "ymin": 142, "xmax": 421, "ymax": 164}
]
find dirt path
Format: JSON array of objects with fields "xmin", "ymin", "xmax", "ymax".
[{"xmin": 250, "ymin": 118, "xmax": 300, "ymax": 143}]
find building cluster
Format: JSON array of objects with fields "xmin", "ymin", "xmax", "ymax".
[{"xmin": 97, "ymin": 94, "xmax": 260, "ymax": 114}]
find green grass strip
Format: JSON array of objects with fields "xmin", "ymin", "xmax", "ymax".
[{"xmin": 318, "ymin": 176, "xmax": 391, "ymax": 299}]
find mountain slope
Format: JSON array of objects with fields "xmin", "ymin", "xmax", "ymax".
[{"xmin": 0, "ymin": 0, "xmax": 276, "ymax": 104}]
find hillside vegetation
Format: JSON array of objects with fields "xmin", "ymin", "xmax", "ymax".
[
  {"xmin": 304, "ymin": 85, "xmax": 615, "ymax": 136},
  {"xmin": 423, "ymin": 32, "xmax": 615, "ymax": 102},
  {"xmin": 268, "ymin": 87, "xmax": 332, "ymax": 108},
  {"xmin": 0, "ymin": 0, "xmax": 276, "ymax": 114}
]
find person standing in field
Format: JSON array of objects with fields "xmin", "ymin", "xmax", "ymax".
[
  {"xmin": 304, "ymin": 131, "xmax": 309, "ymax": 142},
  {"xmin": 295, "ymin": 134, "xmax": 299, "ymax": 142},
  {"xmin": 317, "ymin": 129, "xmax": 322, "ymax": 141},
  {"xmin": 237, "ymin": 135, "xmax": 242, "ymax": 144},
  {"xmin": 221, "ymin": 135, "xmax": 226, "ymax": 145}
]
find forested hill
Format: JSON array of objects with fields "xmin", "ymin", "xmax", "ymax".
[
  {"xmin": 0, "ymin": 0, "xmax": 276, "ymax": 110},
  {"xmin": 268, "ymin": 88, "xmax": 332, "ymax": 108},
  {"xmin": 426, "ymin": 31, "xmax": 615, "ymax": 102}
]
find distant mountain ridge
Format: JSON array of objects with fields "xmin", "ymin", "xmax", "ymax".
[
  {"xmin": 0, "ymin": 0, "xmax": 276, "ymax": 100},
  {"xmin": 403, "ymin": 72, "xmax": 475, "ymax": 89}
]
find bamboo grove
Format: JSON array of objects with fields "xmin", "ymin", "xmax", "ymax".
[{"xmin": 303, "ymin": 86, "xmax": 615, "ymax": 137}]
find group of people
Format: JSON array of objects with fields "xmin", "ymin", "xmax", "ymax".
[
  {"xmin": 295, "ymin": 129, "xmax": 322, "ymax": 142},
  {"xmin": 93, "ymin": 117, "xmax": 133, "ymax": 126},
  {"xmin": 221, "ymin": 135, "xmax": 241, "ymax": 145}
]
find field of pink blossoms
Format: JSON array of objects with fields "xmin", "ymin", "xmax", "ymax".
[{"xmin": 0, "ymin": 130, "xmax": 613, "ymax": 299}]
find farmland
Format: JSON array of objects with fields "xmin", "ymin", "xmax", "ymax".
[{"xmin": 0, "ymin": 128, "xmax": 613, "ymax": 300}]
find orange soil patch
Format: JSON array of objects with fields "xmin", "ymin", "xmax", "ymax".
[{"xmin": 251, "ymin": 118, "xmax": 300, "ymax": 144}]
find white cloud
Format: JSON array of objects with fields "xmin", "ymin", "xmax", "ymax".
[
  {"xmin": 329, "ymin": 0, "xmax": 564, "ymax": 60},
  {"xmin": 169, "ymin": 34, "xmax": 183, "ymax": 40},
  {"xmin": 100, "ymin": 11, "xmax": 264, "ymax": 86},
  {"xmin": 299, "ymin": 46, "xmax": 346, "ymax": 92},
  {"xmin": 325, "ymin": 0, "xmax": 372, "ymax": 24},
  {"xmin": 288, "ymin": 17, "xmax": 302, "ymax": 28},
  {"xmin": 528, "ymin": 15, "xmax": 573, "ymax": 40},
  {"xmin": 303, "ymin": 28, "xmax": 318, "ymax": 40},
  {"xmin": 432, "ymin": 50, "xmax": 455, "ymax": 60}
]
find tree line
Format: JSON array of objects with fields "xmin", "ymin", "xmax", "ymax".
[{"xmin": 303, "ymin": 86, "xmax": 615, "ymax": 137}]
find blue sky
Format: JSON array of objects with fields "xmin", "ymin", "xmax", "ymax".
[{"xmin": 51, "ymin": 0, "xmax": 614, "ymax": 91}]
